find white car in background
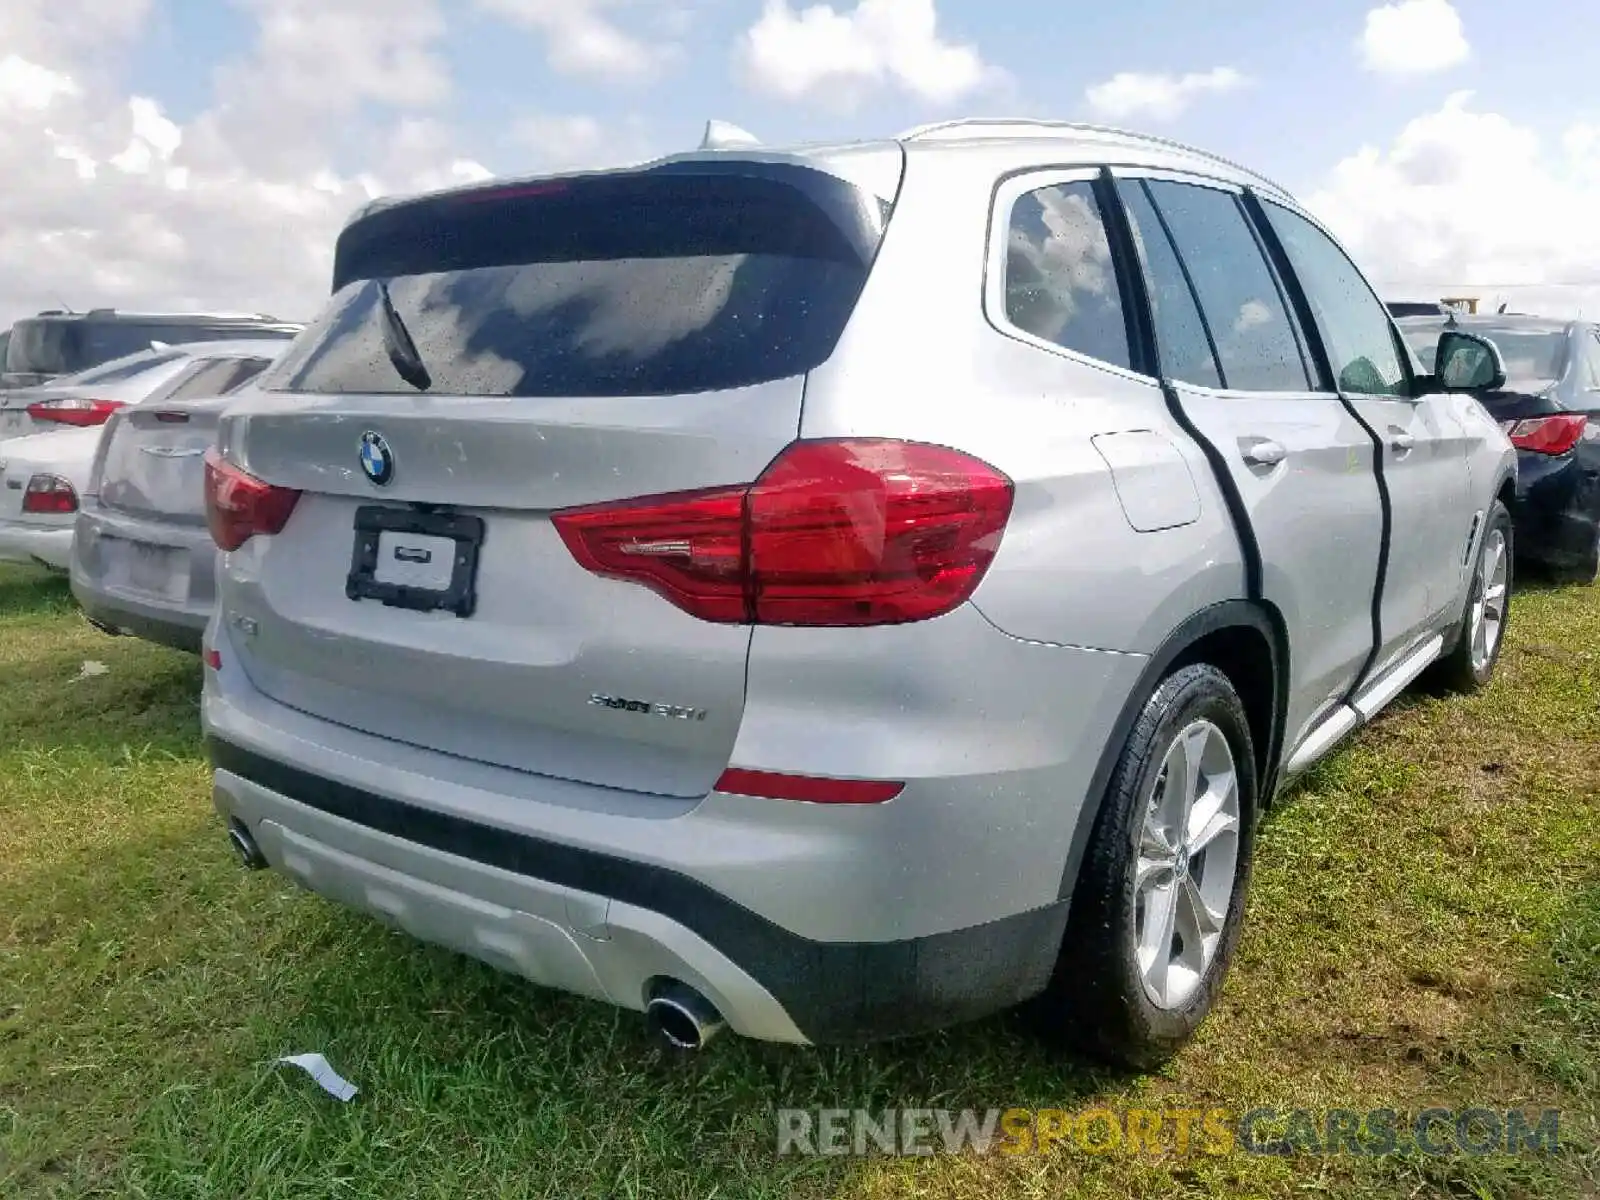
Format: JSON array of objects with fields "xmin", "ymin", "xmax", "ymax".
[{"xmin": 0, "ymin": 340, "xmax": 290, "ymax": 570}]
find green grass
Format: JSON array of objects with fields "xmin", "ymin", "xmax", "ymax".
[{"xmin": 1, "ymin": 562, "xmax": 1596, "ymax": 1198}]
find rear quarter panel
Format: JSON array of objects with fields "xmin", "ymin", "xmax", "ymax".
[{"xmin": 798, "ymin": 143, "xmax": 1245, "ymax": 655}]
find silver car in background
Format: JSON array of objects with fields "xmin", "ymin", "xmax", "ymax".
[
  {"xmin": 71, "ymin": 345, "xmax": 289, "ymax": 650},
  {"xmin": 2, "ymin": 341, "xmax": 293, "ymax": 570},
  {"xmin": 202, "ymin": 120, "xmax": 1517, "ymax": 1068},
  {"xmin": 0, "ymin": 347, "xmax": 202, "ymax": 443}
]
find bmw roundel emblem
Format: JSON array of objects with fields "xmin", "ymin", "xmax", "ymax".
[{"xmin": 358, "ymin": 431, "xmax": 394, "ymax": 486}]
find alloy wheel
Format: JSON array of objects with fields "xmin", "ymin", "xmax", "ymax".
[
  {"xmin": 1469, "ymin": 527, "xmax": 1508, "ymax": 673},
  {"xmin": 1132, "ymin": 719, "xmax": 1242, "ymax": 1010}
]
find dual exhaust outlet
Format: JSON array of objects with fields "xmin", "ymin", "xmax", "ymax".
[{"xmin": 224, "ymin": 820, "xmax": 727, "ymax": 1051}]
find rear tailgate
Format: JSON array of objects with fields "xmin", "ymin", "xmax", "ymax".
[
  {"xmin": 98, "ymin": 400, "xmax": 226, "ymax": 523},
  {"xmin": 216, "ymin": 151, "xmax": 903, "ymax": 798}
]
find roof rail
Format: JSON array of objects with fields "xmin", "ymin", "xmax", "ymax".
[
  {"xmin": 897, "ymin": 118, "xmax": 1292, "ymax": 198},
  {"xmin": 71, "ymin": 308, "xmax": 287, "ymax": 322}
]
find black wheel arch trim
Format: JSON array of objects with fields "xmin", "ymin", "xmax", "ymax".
[
  {"xmin": 1054, "ymin": 600, "xmax": 1287, "ymax": 901},
  {"xmin": 207, "ymin": 737, "xmax": 1067, "ymax": 1044}
]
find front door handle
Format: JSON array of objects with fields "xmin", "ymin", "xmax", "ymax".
[
  {"xmin": 1239, "ymin": 437, "xmax": 1287, "ymax": 467},
  {"xmin": 1389, "ymin": 430, "xmax": 1416, "ymax": 455}
]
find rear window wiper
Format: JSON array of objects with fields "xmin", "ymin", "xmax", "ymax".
[{"xmin": 374, "ymin": 279, "xmax": 432, "ymax": 391}]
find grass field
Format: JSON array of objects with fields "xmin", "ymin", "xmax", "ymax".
[{"xmin": 1, "ymin": 561, "xmax": 1596, "ymax": 1198}]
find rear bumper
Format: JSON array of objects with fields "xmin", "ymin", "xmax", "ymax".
[
  {"xmin": 70, "ymin": 507, "xmax": 215, "ymax": 652},
  {"xmin": 202, "ymin": 604, "xmax": 1147, "ymax": 1043},
  {"xmin": 210, "ymin": 739, "xmax": 1069, "ymax": 1044},
  {"xmin": 0, "ymin": 521, "xmax": 72, "ymax": 570},
  {"xmin": 1512, "ymin": 448, "xmax": 1600, "ymax": 569}
]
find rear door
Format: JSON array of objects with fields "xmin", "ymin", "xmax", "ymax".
[
  {"xmin": 215, "ymin": 155, "xmax": 903, "ymax": 798},
  {"xmin": 1113, "ymin": 173, "xmax": 1384, "ymax": 753},
  {"xmin": 1256, "ymin": 198, "xmax": 1473, "ymax": 673}
]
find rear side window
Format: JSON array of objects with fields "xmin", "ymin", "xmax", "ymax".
[
  {"xmin": 1587, "ymin": 331, "xmax": 1600, "ymax": 390},
  {"xmin": 6, "ymin": 319, "xmax": 75, "ymax": 375},
  {"xmin": 1261, "ymin": 201, "xmax": 1410, "ymax": 398},
  {"xmin": 1002, "ymin": 182, "xmax": 1131, "ymax": 370},
  {"xmin": 1142, "ymin": 181, "xmax": 1311, "ymax": 393},
  {"xmin": 158, "ymin": 357, "xmax": 271, "ymax": 404},
  {"xmin": 1117, "ymin": 180, "xmax": 1223, "ymax": 389},
  {"xmin": 266, "ymin": 165, "xmax": 893, "ymax": 398}
]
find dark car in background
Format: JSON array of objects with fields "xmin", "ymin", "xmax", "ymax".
[
  {"xmin": 1, "ymin": 309, "xmax": 301, "ymax": 390},
  {"xmin": 1400, "ymin": 314, "xmax": 1600, "ymax": 583}
]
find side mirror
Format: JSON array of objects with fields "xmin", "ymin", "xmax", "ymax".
[{"xmin": 1434, "ymin": 330, "xmax": 1506, "ymax": 393}]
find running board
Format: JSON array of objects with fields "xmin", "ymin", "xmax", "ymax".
[{"xmin": 1283, "ymin": 633, "xmax": 1444, "ymax": 776}]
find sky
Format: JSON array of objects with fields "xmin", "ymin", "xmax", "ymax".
[{"xmin": 1, "ymin": 0, "xmax": 1598, "ymax": 327}]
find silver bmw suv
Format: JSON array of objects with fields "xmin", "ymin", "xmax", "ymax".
[{"xmin": 202, "ymin": 120, "xmax": 1516, "ymax": 1068}]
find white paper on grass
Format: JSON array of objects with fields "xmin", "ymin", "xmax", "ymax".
[{"xmin": 276, "ymin": 1053, "xmax": 359, "ymax": 1102}]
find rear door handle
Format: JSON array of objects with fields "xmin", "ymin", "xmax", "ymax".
[
  {"xmin": 1239, "ymin": 438, "xmax": 1287, "ymax": 467},
  {"xmin": 1389, "ymin": 430, "xmax": 1416, "ymax": 455}
]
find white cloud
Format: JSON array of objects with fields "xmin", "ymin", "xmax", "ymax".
[
  {"xmin": 0, "ymin": 0, "xmax": 498, "ymax": 328},
  {"xmin": 737, "ymin": 0, "xmax": 996, "ymax": 111},
  {"xmin": 0, "ymin": 55, "xmax": 80, "ymax": 111},
  {"xmin": 476, "ymin": 0, "xmax": 670, "ymax": 82},
  {"xmin": 1083, "ymin": 66, "xmax": 1248, "ymax": 122},
  {"xmin": 1358, "ymin": 0, "xmax": 1469, "ymax": 76},
  {"xmin": 510, "ymin": 114, "xmax": 663, "ymax": 173},
  {"xmin": 1304, "ymin": 93, "xmax": 1600, "ymax": 319}
]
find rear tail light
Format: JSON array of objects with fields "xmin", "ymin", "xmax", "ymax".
[
  {"xmin": 25, "ymin": 397, "xmax": 125, "ymax": 427},
  {"xmin": 1506, "ymin": 414, "xmax": 1587, "ymax": 455},
  {"xmin": 21, "ymin": 474, "xmax": 78, "ymax": 514},
  {"xmin": 552, "ymin": 439, "xmax": 1014, "ymax": 626},
  {"xmin": 203, "ymin": 449, "xmax": 301, "ymax": 551}
]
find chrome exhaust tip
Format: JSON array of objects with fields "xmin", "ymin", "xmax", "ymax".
[
  {"xmin": 227, "ymin": 819, "xmax": 267, "ymax": 870},
  {"xmin": 645, "ymin": 982, "xmax": 726, "ymax": 1052}
]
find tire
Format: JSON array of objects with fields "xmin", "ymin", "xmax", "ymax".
[
  {"xmin": 1427, "ymin": 499, "xmax": 1512, "ymax": 694},
  {"xmin": 1036, "ymin": 663, "xmax": 1258, "ymax": 1070}
]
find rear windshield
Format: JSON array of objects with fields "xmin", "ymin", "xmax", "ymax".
[
  {"xmin": 1404, "ymin": 324, "xmax": 1568, "ymax": 383},
  {"xmin": 61, "ymin": 349, "xmax": 188, "ymax": 386},
  {"xmin": 263, "ymin": 163, "xmax": 893, "ymax": 399},
  {"xmin": 6, "ymin": 318, "xmax": 292, "ymax": 377}
]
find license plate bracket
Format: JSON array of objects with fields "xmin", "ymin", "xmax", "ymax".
[{"xmin": 346, "ymin": 506, "xmax": 484, "ymax": 618}]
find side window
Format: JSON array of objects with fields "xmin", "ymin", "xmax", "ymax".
[
  {"xmin": 1003, "ymin": 181, "xmax": 1132, "ymax": 370},
  {"xmin": 1142, "ymin": 181, "xmax": 1311, "ymax": 392},
  {"xmin": 1586, "ymin": 331, "xmax": 1600, "ymax": 390},
  {"xmin": 1117, "ymin": 180, "xmax": 1223, "ymax": 389},
  {"xmin": 1261, "ymin": 202, "xmax": 1410, "ymax": 398}
]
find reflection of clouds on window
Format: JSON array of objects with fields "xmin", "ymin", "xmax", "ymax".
[
  {"xmin": 1007, "ymin": 187, "xmax": 1114, "ymax": 342},
  {"xmin": 501, "ymin": 257, "xmax": 744, "ymax": 360},
  {"xmin": 1004, "ymin": 183, "xmax": 1130, "ymax": 369},
  {"xmin": 1233, "ymin": 299, "xmax": 1273, "ymax": 333}
]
